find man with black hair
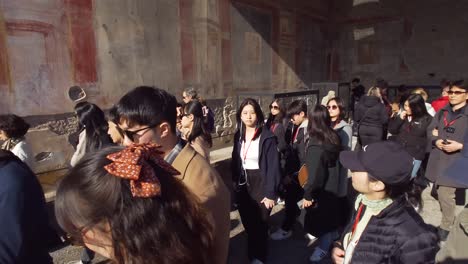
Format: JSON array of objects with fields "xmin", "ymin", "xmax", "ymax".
[
  {"xmin": 113, "ymin": 86, "xmax": 230, "ymax": 264},
  {"xmin": 0, "ymin": 150, "xmax": 53, "ymax": 263},
  {"xmin": 426, "ymin": 80, "xmax": 468, "ymax": 241},
  {"xmin": 270, "ymin": 99, "xmax": 309, "ymax": 240}
]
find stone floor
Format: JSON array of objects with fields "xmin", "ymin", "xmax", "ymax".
[{"xmin": 51, "ymin": 186, "xmax": 463, "ymax": 264}]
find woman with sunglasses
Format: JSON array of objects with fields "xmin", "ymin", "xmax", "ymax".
[
  {"xmin": 327, "ymin": 97, "xmax": 352, "ymax": 151},
  {"xmin": 265, "ymin": 99, "xmax": 288, "ymax": 179},
  {"xmin": 56, "ymin": 144, "xmax": 214, "ymax": 264},
  {"xmin": 181, "ymin": 100, "xmax": 213, "ymax": 161},
  {"xmin": 232, "ymin": 98, "xmax": 281, "ymax": 264}
]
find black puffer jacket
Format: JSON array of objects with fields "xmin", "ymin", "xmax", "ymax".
[
  {"xmin": 354, "ymin": 96, "xmax": 389, "ymax": 128},
  {"xmin": 388, "ymin": 114, "xmax": 433, "ymax": 160},
  {"xmin": 340, "ymin": 196, "xmax": 439, "ymax": 264},
  {"xmin": 355, "ymin": 96, "xmax": 389, "ymax": 145}
]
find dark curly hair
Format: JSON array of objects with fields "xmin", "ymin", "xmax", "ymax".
[
  {"xmin": 0, "ymin": 114, "xmax": 30, "ymax": 139},
  {"xmin": 55, "ymin": 146, "xmax": 214, "ymax": 264}
]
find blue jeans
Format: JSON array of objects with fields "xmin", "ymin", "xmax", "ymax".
[
  {"xmin": 411, "ymin": 160, "xmax": 422, "ymax": 179},
  {"xmin": 317, "ymin": 230, "xmax": 339, "ymax": 252}
]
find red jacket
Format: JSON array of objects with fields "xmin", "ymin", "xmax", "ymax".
[{"xmin": 431, "ymin": 96, "xmax": 449, "ymax": 112}]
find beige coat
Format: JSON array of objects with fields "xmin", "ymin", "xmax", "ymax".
[
  {"xmin": 190, "ymin": 136, "xmax": 211, "ymax": 162},
  {"xmin": 172, "ymin": 145, "xmax": 230, "ymax": 264}
]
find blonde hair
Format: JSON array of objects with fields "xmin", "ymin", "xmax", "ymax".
[
  {"xmin": 367, "ymin": 86, "xmax": 382, "ymax": 98},
  {"xmin": 412, "ymin": 88, "xmax": 428, "ymax": 101}
]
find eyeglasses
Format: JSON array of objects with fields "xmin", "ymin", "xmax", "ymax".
[
  {"xmin": 122, "ymin": 124, "xmax": 158, "ymax": 141},
  {"xmin": 327, "ymin": 105, "xmax": 338, "ymax": 110},
  {"xmin": 270, "ymin": 105, "xmax": 279, "ymax": 110},
  {"xmin": 448, "ymin": 91, "xmax": 467, "ymax": 95}
]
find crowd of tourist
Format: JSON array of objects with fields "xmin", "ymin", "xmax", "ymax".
[{"xmin": 0, "ymin": 78, "xmax": 466, "ymax": 264}]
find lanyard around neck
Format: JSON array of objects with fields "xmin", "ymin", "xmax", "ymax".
[
  {"xmin": 348, "ymin": 203, "xmax": 365, "ymax": 245},
  {"xmin": 242, "ymin": 128, "xmax": 259, "ymax": 163},
  {"xmin": 443, "ymin": 111, "xmax": 458, "ymax": 128}
]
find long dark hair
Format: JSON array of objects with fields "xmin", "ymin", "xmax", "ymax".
[
  {"xmin": 406, "ymin": 94, "xmax": 429, "ymax": 119},
  {"xmin": 184, "ymin": 100, "xmax": 212, "ymax": 147},
  {"xmin": 265, "ymin": 98, "xmax": 286, "ymax": 130},
  {"xmin": 55, "ymin": 146, "xmax": 213, "ymax": 264},
  {"xmin": 307, "ymin": 105, "xmax": 340, "ymax": 145},
  {"xmin": 327, "ymin": 97, "xmax": 346, "ymax": 121},
  {"xmin": 236, "ymin": 98, "xmax": 264, "ymax": 142},
  {"xmin": 74, "ymin": 102, "xmax": 112, "ymax": 152}
]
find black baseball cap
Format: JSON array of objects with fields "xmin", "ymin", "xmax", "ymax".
[{"xmin": 339, "ymin": 141, "xmax": 414, "ymax": 185}]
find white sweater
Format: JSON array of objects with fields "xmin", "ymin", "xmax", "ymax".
[{"xmin": 11, "ymin": 140, "xmax": 35, "ymax": 170}]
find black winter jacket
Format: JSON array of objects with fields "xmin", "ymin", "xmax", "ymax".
[
  {"xmin": 232, "ymin": 128, "xmax": 281, "ymax": 200},
  {"xmin": 303, "ymin": 140, "xmax": 343, "ymax": 200},
  {"xmin": 339, "ymin": 196, "xmax": 439, "ymax": 264},
  {"xmin": 354, "ymin": 96, "xmax": 388, "ymax": 127},
  {"xmin": 388, "ymin": 114, "xmax": 433, "ymax": 160},
  {"xmin": 0, "ymin": 151, "xmax": 53, "ymax": 264}
]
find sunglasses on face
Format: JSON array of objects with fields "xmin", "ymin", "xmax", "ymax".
[
  {"xmin": 270, "ymin": 105, "xmax": 279, "ymax": 110},
  {"xmin": 448, "ymin": 91, "xmax": 467, "ymax": 95},
  {"xmin": 327, "ymin": 105, "xmax": 338, "ymax": 110},
  {"xmin": 121, "ymin": 124, "xmax": 158, "ymax": 141}
]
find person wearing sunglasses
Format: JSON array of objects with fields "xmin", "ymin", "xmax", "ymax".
[
  {"xmin": 426, "ymin": 79, "xmax": 468, "ymax": 241},
  {"xmin": 265, "ymin": 99, "xmax": 288, "ymax": 179},
  {"xmin": 327, "ymin": 97, "xmax": 352, "ymax": 151},
  {"xmin": 112, "ymin": 86, "xmax": 230, "ymax": 264}
]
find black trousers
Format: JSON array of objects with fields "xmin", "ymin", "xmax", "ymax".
[
  {"xmin": 236, "ymin": 184, "xmax": 271, "ymax": 262},
  {"xmin": 281, "ymin": 180, "xmax": 304, "ymax": 231}
]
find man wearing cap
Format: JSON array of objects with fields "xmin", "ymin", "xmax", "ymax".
[{"xmin": 331, "ymin": 141, "xmax": 438, "ymax": 264}]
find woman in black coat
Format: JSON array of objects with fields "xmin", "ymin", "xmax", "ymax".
[
  {"xmin": 354, "ymin": 87, "xmax": 389, "ymax": 146},
  {"xmin": 232, "ymin": 98, "xmax": 281, "ymax": 263},
  {"xmin": 265, "ymin": 98, "xmax": 288, "ymax": 175},
  {"xmin": 300, "ymin": 105, "xmax": 346, "ymax": 262},
  {"xmin": 388, "ymin": 94, "xmax": 432, "ymax": 178}
]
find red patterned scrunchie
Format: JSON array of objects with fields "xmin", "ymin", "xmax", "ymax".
[{"xmin": 104, "ymin": 143, "xmax": 180, "ymax": 198}]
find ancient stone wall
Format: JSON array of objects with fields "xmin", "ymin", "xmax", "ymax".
[
  {"xmin": 329, "ymin": 0, "xmax": 468, "ymax": 88},
  {"xmin": 0, "ymin": 0, "xmax": 330, "ymax": 177}
]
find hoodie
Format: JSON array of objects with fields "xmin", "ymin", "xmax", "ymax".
[
  {"xmin": 354, "ymin": 96, "xmax": 389, "ymax": 127},
  {"xmin": 333, "ymin": 120, "xmax": 352, "ymax": 150}
]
